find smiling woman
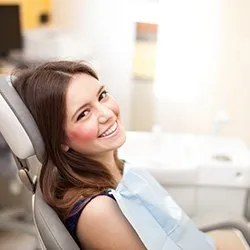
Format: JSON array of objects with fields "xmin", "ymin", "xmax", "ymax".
[
  {"xmin": 11, "ymin": 60, "xmax": 145, "ymax": 250},
  {"xmin": 10, "ymin": 60, "xmax": 238, "ymax": 250}
]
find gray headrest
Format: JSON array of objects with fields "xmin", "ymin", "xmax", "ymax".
[
  {"xmin": 0, "ymin": 74, "xmax": 45, "ymax": 162},
  {"xmin": 34, "ymin": 183, "xmax": 80, "ymax": 250}
]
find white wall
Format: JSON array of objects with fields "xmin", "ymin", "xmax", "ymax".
[
  {"xmin": 151, "ymin": 0, "xmax": 250, "ymax": 145},
  {"xmin": 219, "ymin": 0, "xmax": 250, "ymax": 144},
  {"xmin": 52, "ymin": 0, "xmax": 135, "ymax": 129},
  {"xmin": 52, "ymin": 0, "xmax": 250, "ymax": 145}
]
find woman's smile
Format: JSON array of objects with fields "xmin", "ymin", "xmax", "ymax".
[{"xmin": 98, "ymin": 121, "xmax": 118, "ymax": 138}]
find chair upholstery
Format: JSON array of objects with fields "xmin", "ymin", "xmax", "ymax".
[{"xmin": 33, "ymin": 183, "xmax": 79, "ymax": 250}]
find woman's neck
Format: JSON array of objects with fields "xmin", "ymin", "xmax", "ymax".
[{"xmin": 89, "ymin": 151, "xmax": 122, "ymax": 183}]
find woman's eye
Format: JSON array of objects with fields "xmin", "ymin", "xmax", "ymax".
[
  {"xmin": 77, "ymin": 110, "xmax": 89, "ymax": 121},
  {"xmin": 98, "ymin": 90, "xmax": 108, "ymax": 101}
]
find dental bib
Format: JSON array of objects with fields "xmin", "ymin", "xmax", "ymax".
[{"xmin": 110, "ymin": 164, "xmax": 215, "ymax": 250}]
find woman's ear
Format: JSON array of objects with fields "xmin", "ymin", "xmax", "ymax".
[{"xmin": 61, "ymin": 144, "xmax": 69, "ymax": 152}]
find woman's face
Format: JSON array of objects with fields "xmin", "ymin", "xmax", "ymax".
[{"xmin": 63, "ymin": 73, "xmax": 126, "ymax": 156}]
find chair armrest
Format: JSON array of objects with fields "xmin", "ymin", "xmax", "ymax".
[{"xmin": 192, "ymin": 214, "xmax": 250, "ymax": 246}]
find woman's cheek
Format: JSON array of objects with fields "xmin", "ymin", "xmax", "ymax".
[
  {"xmin": 69, "ymin": 125, "xmax": 98, "ymax": 142},
  {"xmin": 109, "ymin": 98, "xmax": 120, "ymax": 115}
]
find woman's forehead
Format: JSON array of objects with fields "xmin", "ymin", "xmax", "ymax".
[
  {"xmin": 65, "ymin": 74, "xmax": 101, "ymax": 115},
  {"xmin": 67, "ymin": 74, "xmax": 100, "ymax": 99}
]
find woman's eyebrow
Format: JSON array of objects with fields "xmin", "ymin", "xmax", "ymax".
[
  {"xmin": 72, "ymin": 85, "xmax": 105, "ymax": 121},
  {"xmin": 97, "ymin": 85, "xmax": 105, "ymax": 96}
]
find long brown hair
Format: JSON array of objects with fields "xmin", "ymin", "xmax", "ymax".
[{"xmin": 12, "ymin": 61, "xmax": 124, "ymax": 221}]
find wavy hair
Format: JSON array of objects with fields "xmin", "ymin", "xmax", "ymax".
[{"xmin": 12, "ymin": 61, "xmax": 124, "ymax": 221}]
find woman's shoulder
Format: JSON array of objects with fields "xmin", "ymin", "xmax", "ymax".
[
  {"xmin": 78, "ymin": 194, "xmax": 117, "ymax": 223},
  {"xmin": 76, "ymin": 192, "xmax": 146, "ymax": 250},
  {"xmin": 64, "ymin": 190, "xmax": 115, "ymax": 246},
  {"xmin": 70, "ymin": 190, "xmax": 115, "ymax": 217}
]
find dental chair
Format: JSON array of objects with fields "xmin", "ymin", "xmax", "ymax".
[{"xmin": 0, "ymin": 73, "xmax": 250, "ymax": 249}]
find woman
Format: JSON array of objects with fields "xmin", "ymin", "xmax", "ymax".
[{"xmin": 12, "ymin": 61, "xmax": 236, "ymax": 250}]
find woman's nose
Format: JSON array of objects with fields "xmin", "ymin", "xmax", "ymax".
[{"xmin": 97, "ymin": 104, "xmax": 113, "ymax": 124}]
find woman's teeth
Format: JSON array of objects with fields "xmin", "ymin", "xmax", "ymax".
[{"xmin": 100, "ymin": 122, "xmax": 118, "ymax": 138}]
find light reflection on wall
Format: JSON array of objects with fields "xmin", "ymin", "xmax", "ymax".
[{"xmin": 154, "ymin": 0, "xmax": 221, "ymax": 103}]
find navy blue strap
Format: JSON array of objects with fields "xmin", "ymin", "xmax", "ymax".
[{"xmin": 65, "ymin": 190, "xmax": 115, "ymax": 248}]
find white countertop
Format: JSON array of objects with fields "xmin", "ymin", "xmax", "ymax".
[{"xmin": 118, "ymin": 131, "xmax": 250, "ymax": 187}]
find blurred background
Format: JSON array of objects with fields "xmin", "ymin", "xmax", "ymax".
[
  {"xmin": 1, "ymin": 0, "xmax": 250, "ymax": 249},
  {"xmin": 1, "ymin": 0, "xmax": 250, "ymax": 141},
  {"xmin": 2, "ymin": 0, "xmax": 250, "ymax": 140}
]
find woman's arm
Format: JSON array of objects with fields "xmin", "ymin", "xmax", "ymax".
[{"xmin": 76, "ymin": 195, "xmax": 147, "ymax": 250}]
